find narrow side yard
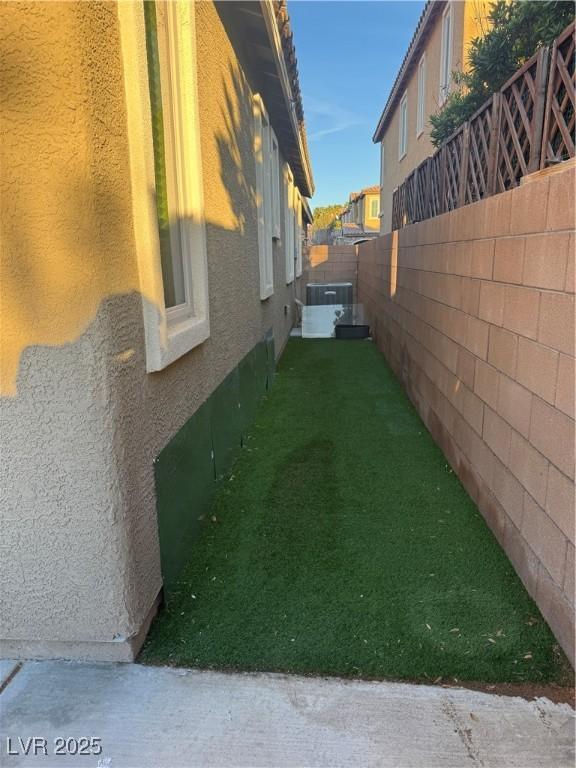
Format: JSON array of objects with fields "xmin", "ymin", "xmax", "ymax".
[{"xmin": 141, "ymin": 339, "xmax": 571, "ymax": 685}]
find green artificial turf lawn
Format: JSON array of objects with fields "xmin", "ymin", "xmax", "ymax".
[{"xmin": 141, "ymin": 339, "xmax": 571, "ymax": 684}]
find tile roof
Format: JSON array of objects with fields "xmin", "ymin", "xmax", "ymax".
[
  {"xmin": 275, "ymin": 1, "xmax": 313, "ymax": 193},
  {"xmin": 349, "ymin": 185, "xmax": 380, "ymax": 202}
]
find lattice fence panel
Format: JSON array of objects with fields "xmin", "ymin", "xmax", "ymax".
[
  {"xmin": 392, "ymin": 184, "xmax": 405, "ymax": 231},
  {"xmin": 404, "ymin": 170, "xmax": 417, "ymax": 225},
  {"xmin": 414, "ymin": 159, "xmax": 429, "ymax": 222},
  {"xmin": 495, "ymin": 49, "xmax": 547, "ymax": 191},
  {"xmin": 388, "ymin": 23, "xmax": 575, "ymax": 231},
  {"xmin": 443, "ymin": 128, "xmax": 464, "ymax": 211},
  {"xmin": 465, "ymin": 97, "xmax": 494, "ymax": 204},
  {"xmin": 428, "ymin": 149, "xmax": 444, "ymax": 219},
  {"xmin": 541, "ymin": 22, "xmax": 575, "ymax": 167}
]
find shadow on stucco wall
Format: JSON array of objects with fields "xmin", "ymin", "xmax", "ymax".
[
  {"xmin": 0, "ymin": 0, "xmax": 140, "ymax": 396},
  {"xmin": 0, "ymin": 1, "xmax": 301, "ymax": 653}
]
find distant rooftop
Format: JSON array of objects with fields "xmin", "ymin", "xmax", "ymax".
[
  {"xmin": 344, "ymin": 185, "xmax": 380, "ymax": 208},
  {"xmin": 360, "ymin": 185, "xmax": 380, "ymax": 196}
]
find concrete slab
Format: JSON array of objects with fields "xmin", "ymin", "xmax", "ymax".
[{"xmin": 0, "ymin": 661, "xmax": 573, "ymax": 768}]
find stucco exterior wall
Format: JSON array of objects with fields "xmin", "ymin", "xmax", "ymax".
[
  {"xmin": 363, "ymin": 193, "xmax": 380, "ymax": 231},
  {"xmin": 379, "ymin": 1, "xmax": 490, "ymax": 233},
  {"xmin": 344, "ymin": 194, "xmax": 379, "ymax": 231},
  {"xmin": 358, "ymin": 166, "xmax": 575, "ymax": 664},
  {"xmin": 1, "ymin": 0, "xmax": 304, "ymax": 660}
]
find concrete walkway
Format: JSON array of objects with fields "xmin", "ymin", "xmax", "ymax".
[{"xmin": 0, "ymin": 660, "xmax": 573, "ymax": 767}]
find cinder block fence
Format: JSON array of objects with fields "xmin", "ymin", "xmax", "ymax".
[
  {"xmin": 304, "ymin": 245, "xmax": 359, "ymax": 301},
  {"xmin": 358, "ymin": 165, "xmax": 575, "ymax": 664}
]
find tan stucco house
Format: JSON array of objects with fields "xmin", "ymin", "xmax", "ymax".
[
  {"xmin": 341, "ymin": 186, "xmax": 381, "ymax": 231},
  {"xmin": 373, "ymin": 0, "xmax": 491, "ymax": 233},
  {"xmin": 1, "ymin": 0, "xmax": 313, "ymax": 662}
]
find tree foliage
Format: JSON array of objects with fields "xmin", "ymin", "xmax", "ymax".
[
  {"xmin": 429, "ymin": 0, "xmax": 574, "ymax": 147},
  {"xmin": 312, "ymin": 205, "xmax": 344, "ymax": 231}
]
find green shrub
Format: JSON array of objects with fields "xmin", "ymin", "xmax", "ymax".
[{"xmin": 430, "ymin": 0, "xmax": 574, "ymax": 147}]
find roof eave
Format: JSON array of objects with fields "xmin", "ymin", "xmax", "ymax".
[
  {"xmin": 301, "ymin": 195, "xmax": 313, "ymax": 223},
  {"xmin": 372, "ymin": 0, "xmax": 444, "ymax": 143},
  {"xmin": 260, "ymin": 0, "xmax": 315, "ymax": 197}
]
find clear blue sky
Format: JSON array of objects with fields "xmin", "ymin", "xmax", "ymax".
[{"xmin": 289, "ymin": 0, "xmax": 425, "ymax": 208}]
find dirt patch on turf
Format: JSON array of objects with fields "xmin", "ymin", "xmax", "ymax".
[{"xmin": 437, "ymin": 679, "xmax": 574, "ymax": 706}]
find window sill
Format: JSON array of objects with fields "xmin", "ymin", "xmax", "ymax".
[
  {"xmin": 260, "ymin": 288, "xmax": 274, "ymax": 301},
  {"xmin": 399, "ymin": 151, "xmax": 407, "ymax": 162},
  {"xmin": 416, "ymin": 129, "xmax": 424, "ymax": 139},
  {"xmin": 147, "ymin": 313, "xmax": 210, "ymax": 372}
]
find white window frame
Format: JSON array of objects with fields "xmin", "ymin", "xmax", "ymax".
[
  {"xmin": 294, "ymin": 186, "xmax": 303, "ymax": 277},
  {"xmin": 270, "ymin": 130, "xmax": 281, "ymax": 240},
  {"xmin": 439, "ymin": 3, "xmax": 452, "ymax": 105},
  {"xmin": 118, "ymin": 0, "xmax": 209, "ymax": 372},
  {"xmin": 284, "ymin": 163, "xmax": 295, "ymax": 284},
  {"xmin": 254, "ymin": 94, "xmax": 274, "ymax": 300},
  {"xmin": 417, "ymin": 53, "xmax": 426, "ymax": 136},
  {"xmin": 369, "ymin": 197, "xmax": 379, "ymax": 219},
  {"xmin": 399, "ymin": 91, "xmax": 408, "ymax": 160}
]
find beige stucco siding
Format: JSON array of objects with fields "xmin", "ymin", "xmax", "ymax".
[
  {"xmin": 1, "ymin": 1, "xmax": 145, "ymax": 653},
  {"xmin": 364, "ymin": 194, "xmax": 380, "ymax": 230},
  {"xmin": 379, "ymin": 1, "xmax": 490, "ymax": 233},
  {"xmin": 1, "ymin": 0, "xmax": 304, "ymax": 660}
]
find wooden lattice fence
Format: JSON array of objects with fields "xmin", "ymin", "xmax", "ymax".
[
  {"xmin": 391, "ymin": 22, "xmax": 575, "ymax": 230},
  {"xmin": 391, "ymin": 181, "xmax": 405, "ymax": 231},
  {"xmin": 427, "ymin": 149, "xmax": 444, "ymax": 218},
  {"xmin": 413, "ymin": 159, "xmax": 429, "ymax": 221},
  {"xmin": 541, "ymin": 21, "xmax": 576, "ymax": 166},
  {"xmin": 495, "ymin": 48, "xmax": 548, "ymax": 192},
  {"xmin": 443, "ymin": 124, "xmax": 466, "ymax": 210},
  {"xmin": 465, "ymin": 96, "xmax": 498, "ymax": 203}
]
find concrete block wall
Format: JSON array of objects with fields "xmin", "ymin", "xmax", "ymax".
[
  {"xmin": 304, "ymin": 245, "xmax": 359, "ymax": 301},
  {"xmin": 358, "ymin": 165, "xmax": 575, "ymax": 664}
]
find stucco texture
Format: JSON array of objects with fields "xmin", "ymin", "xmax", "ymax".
[
  {"xmin": 1, "ymin": 0, "xmax": 302, "ymax": 659},
  {"xmin": 379, "ymin": 1, "xmax": 491, "ymax": 233}
]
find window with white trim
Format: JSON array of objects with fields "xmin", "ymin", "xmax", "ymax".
[
  {"xmin": 137, "ymin": 0, "xmax": 209, "ymax": 370},
  {"xmin": 254, "ymin": 94, "xmax": 274, "ymax": 299},
  {"xmin": 440, "ymin": 3, "xmax": 452, "ymax": 105},
  {"xmin": 271, "ymin": 130, "xmax": 281, "ymax": 240},
  {"xmin": 417, "ymin": 53, "xmax": 426, "ymax": 136},
  {"xmin": 294, "ymin": 186, "xmax": 303, "ymax": 277},
  {"xmin": 399, "ymin": 92, "xmax": 408, "ymax": 159},
  {"xmin": 369, "ymin": 198, "xmax": 379, "ymax": 218},
  {"xmin": 284, "ymin": 163, "xmax": 295, "ymax": 284}
]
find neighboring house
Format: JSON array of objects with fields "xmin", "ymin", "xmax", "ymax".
[
  {"xmin": 338, "ymin": 186, "xmax": 381, "ymax": 242},
  {"xmin": 1, "ymin": 0, "xmax": 313, "ymax": 662},
  {"xmin": 340, "ymin": 192, "xmax": 359, "ymax": 225},
  {"xmin": 373, "ymin": 0, "xmax": 491, "ymax": 233}
]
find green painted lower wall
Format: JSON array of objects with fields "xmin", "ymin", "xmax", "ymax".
[{"xmin": 154, "ymin": 331, "xmax": 275, "ymax": 594}]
